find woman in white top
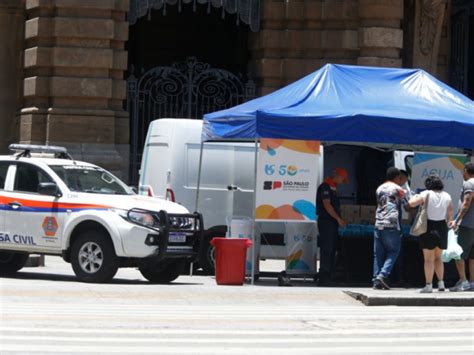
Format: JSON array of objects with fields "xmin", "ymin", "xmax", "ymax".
[{"xmin": 408, "ymin": 175, "xmax": 453, "ymax": 293}]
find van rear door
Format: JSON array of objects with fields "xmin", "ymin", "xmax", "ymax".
[
  {"xmin": 186, "ymin": 142, "xmax": 235, "ymax": 229},
  {"xmin": 140, "ymin": 134, "xmax": 171, "ymax": 199},
  {"xmin": 230, "ymin": 143, "xmax": 257, "ymax": 218}
]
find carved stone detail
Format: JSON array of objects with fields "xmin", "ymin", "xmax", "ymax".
[
  {"xmin": 419, "ymin": 0, "xmax": 447, "ymax": 55},
  {"xmin": 412, "ymin": 0, "xmax": 447, "ymax": 75}
]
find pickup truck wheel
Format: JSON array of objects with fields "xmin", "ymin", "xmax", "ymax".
[
  {"xmin": 0, "ymin": 252, "xmax": 29, "ymax": 274},
  {"xmin": 139, "ymin": 260, "xmax": 185, "ymax": 284},
  {"xmin": 198, "ymin": 234, "xmax": 216, "ymax": 275},
  {"xmin": 71, "ymin": 231, "xmax": 119, "ymax": 283}
]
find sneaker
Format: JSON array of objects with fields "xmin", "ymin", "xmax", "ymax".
[
  {"xmin": 419, "ymin": 284, "xmax": 433, "ymax": 293},
  {"xmin": 373, "ymin": 279, "xmax": 383, "ymax": 290},
  {"xmin": 438, "ymin": 280, "xmax": 445, "ymax": 292},
  {"xmin": 449, "ymin": 280, "xmax": 471, "ymax": 292},
  {"xmin": 376, "ymin": 275, "xmax": 390, "ymax": 290}
]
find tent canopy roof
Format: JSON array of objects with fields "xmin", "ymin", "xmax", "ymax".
[{"xmin": 202, "ymin": 64, "xmax": 474, "ymax": 150}]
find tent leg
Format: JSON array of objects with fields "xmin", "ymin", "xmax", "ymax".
[{"xmin": 251, "ymin": 139, "xmax": 258, "ymax": 285}]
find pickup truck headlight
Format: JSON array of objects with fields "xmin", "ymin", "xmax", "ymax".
[
  {"xmin": 128, "ymin": 210, "xmax": 159, "ymax": 228},
  {"xmin": 110, "ymin": 208, "xmax": 161, "ymax": 229}
]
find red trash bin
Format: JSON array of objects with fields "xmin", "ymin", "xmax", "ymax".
[{"xmin": 210, "ymin": 237, "xmax": 252, "ymax": 285}]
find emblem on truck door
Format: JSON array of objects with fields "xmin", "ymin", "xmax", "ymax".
[{"xmin": 42, "ymin": 217, "xmax": 58, "ymax": 237}]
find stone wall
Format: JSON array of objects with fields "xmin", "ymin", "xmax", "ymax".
[
  {"xmin": 249, "ymin": 0, "xmax": 405, "ymax": 94},
  {"xmin": 0, "ymin": 0, "xmax": 458, "ymax": 181},
  {"xmin": 20, "ymin": 0, "xmax": 130, "ymax": 178},
  {"xmin": 0, "ymin": 1, "xmax": 25, "ymax": 154}
]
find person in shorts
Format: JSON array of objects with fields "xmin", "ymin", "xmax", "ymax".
[
  {"xmin": 449, "ymin": 162, "xmax": 474, "ymax": 292},
  {"xmin": 408, "ymin": 175, "xmax": 453, "ymax": 293}
]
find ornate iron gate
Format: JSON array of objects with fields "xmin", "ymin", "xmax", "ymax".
[{"xmin": 126, "ymin": 57, "xmax": 255, "ymax": 185}]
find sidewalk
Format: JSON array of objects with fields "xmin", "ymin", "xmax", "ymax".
[
  {"xmin": 18, "ymin": 256, "xmax": 474, "ymax": 307},
  {"xmin": 344, "ymin": 288, "xmax": 474, "ymax": 307}
]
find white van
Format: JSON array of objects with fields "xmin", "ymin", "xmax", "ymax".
[
  {"xmin": 139, "ymin": 119, "xmax": 417, "ymax": 274},
  {"xmin": 139, "ymin": 119, "xmax": 257, "ymax": 273}
]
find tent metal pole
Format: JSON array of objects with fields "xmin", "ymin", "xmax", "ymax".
[
  {"xmin": 251, "ymin": 138, "xmax": 258, "ymax": 285},
  {"xmin": 195, "ymin": 141, "xmax": 204, "ymax": 212}
]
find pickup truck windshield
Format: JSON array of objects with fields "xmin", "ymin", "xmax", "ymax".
[{"xmin": 50, "ymin": 165, "xmax": 133, "ymax": 195}]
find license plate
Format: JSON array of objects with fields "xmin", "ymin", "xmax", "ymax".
[{"xmin": 169, "ymin": 233, "xmax": 186, "ymax": 243}]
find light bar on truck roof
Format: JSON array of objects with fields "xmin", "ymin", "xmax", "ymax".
[{"xmin": 8, "ymin": 144, "xmax": 72, "ymax": 159}]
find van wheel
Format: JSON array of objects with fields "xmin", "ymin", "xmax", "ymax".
[
  {"xmin": 139, "ymin": 260, "xmax": 185, "ymax": 283},
  {"xmin": 0, "ymin": 252, "xmax": 29, "ymax": 274},
  {"xmin": 71, "ymin": 231, "xmax": 119, "ymax": 283},
  {"xmin": 198, "ymin": 234, "xmax": 216, "ymax": 275}
]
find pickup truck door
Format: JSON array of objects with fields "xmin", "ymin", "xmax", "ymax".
[{"xmin": 3, "ymin": 162, "xmax": 64, "ymax": 251}]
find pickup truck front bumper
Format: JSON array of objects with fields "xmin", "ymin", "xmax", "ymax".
[{"xmin": 127, "ymin": 209, "xmax": 203, "ymax": 263}]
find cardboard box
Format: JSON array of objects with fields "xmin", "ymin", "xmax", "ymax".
[
  {"xmin": 341, "ymin": 205, "xmax": 360, "ymax": 224},
  {"xmin": 359, "ymin": 205, "xmax": 370, "ymax": 223},
  {"xmin": 340, "ymin": 205, "xmax": 350, "ymax": 221},
  {"xmin": 359, "ymin": 205, "xmax": 376, "ymax": 224}
]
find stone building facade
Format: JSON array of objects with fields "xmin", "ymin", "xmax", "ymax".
[{"xmin": 0, "ymin": 0, "xmax": 472, "ymax": 182}]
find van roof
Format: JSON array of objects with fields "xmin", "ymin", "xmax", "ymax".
[{"xmin": 150, "ymin": 118, "xmax": 203, "ymax": 129}]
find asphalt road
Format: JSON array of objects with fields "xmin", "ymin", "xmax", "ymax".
[{"xmin": 0, "ymin": 257, "xmax": 473, "ymax": 354}]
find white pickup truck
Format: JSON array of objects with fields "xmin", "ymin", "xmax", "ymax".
[{"xmin": 0, "ymin": 144, "xmax": 202, "ymax": 283}]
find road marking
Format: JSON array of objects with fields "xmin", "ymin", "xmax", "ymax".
[
  {"xmin": 0, "ymin": 326, "xmax": 472, "ymax": 336},
  {"xmin": 1, "ymin": 344, "xmax": 472, "ymax": 354},
  {"xmin": 3, "ymin": 304, "xmax": 472, "ymax": 313},
  {"xmin": 0, "ymin": 334, "xmax": 472, "ymax": 343},
  {"xmin": 1, "ymin": 285, "xmax": 472, "ymax": 354},
  {"xmin": 2, "ymin": 311, "xmax": 470, "ymax": 321}
]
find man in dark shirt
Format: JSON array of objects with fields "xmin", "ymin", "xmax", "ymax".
[
  {"xmin": 316, "ymin": 167, "xmax": 348, "ymax": 286},
  {"xmin": 450, "ymin": 162, "xmax": 474, "ymax": 291}
]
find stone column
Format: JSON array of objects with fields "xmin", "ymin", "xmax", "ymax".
[
  {"xmin": 21, "ymin": 0, "xmax": 129, "ymax": 178},
  {"xmin": 321, "ymin": 0, "xmax": 359, "ymax": 66},
  {"xmin": 248, "ymin": 0, "xmax": 287, "ymax": 95},
  {"xmin": 0, "ymin": 1, "xmax": 25, "ymax": 154},
  {"xmin": 358, "ymin": 0, "xmax": 404, "ymax": 67}
]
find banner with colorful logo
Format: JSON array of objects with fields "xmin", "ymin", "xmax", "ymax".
[
  {"xmin": 412, "ymin": 153, "xmax": 467, "ymax": 211},
  {"xmin": 285, "ymin": 223, "xmax": 317, "ymax": 275},
  {"xmin": 255, "ymin": 139, "xmax": 321, "ymax": 222}
]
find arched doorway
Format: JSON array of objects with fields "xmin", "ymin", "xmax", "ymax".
[{"xmin": 126, "ymin": 2, "xmax": 257, "ymax": 184}]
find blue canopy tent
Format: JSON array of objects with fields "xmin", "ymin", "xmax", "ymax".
[
  {"xmin": 200, "ymin": 64, "xmax": 474, "ymax": 284},
  {"xmin": 203, "ymin": 64, "xmax": 474, "ymax": 150}
]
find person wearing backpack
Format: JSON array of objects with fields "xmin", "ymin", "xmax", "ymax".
[{"xmin": 408, "ymin": 175, "xmax": 453, "ymax": 293}]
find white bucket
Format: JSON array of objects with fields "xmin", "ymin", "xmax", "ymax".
[
  {"xmin": 226, "ymin": 216, "xmax": 259, "ymax": 275},
  {"xmin": 284, "ymin": 223, "xmax": 317, "ymax": 275}
]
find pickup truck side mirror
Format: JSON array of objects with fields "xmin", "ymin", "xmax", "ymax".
[{"xmin": 38, "ymin": 182, "xmax": 62, "ymax": 197}]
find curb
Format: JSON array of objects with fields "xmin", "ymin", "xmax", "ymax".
[{"xmin": 344, "ymin": 290, "xmax": 474, "ymax": 307}]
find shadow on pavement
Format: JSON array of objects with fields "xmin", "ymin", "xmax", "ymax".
[{"xmin": 0, "ymin": 271, "xmax": 204, "ymax": 286}]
